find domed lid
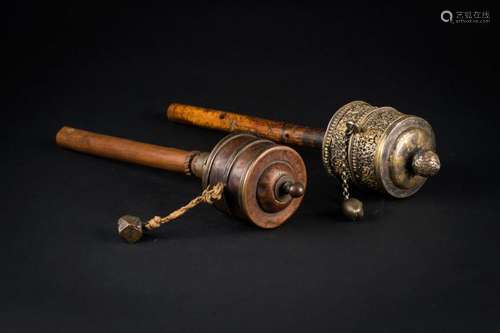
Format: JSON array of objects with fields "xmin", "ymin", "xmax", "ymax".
[{"xmin": 376, "ymin": 115, "xmax": 440, "ymax": 197}]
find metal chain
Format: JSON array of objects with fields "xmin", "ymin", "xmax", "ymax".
[{"xmin": 340, "ymin": 121, "xmax": 357, "ymax": 200}]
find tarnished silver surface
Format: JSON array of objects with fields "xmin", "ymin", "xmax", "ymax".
[
  {"xmin": 322, "ymin": 101, "xmax": 439, "ymax": 198},
  {"xmin": 412, "ymin": 150, "xmax": 441, "ymax": 177}
]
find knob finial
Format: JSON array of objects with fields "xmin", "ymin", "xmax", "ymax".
[
  {"xmin": 280, "ymin": 181, "xmax": 305, "ymax": 198},
  {"xmin": 412, "ymin": 150, "xmax": 441, "ymax": 177}
]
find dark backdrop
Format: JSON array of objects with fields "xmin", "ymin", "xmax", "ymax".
[{"xmin": 3, "ymin": 2, "xmax": 499, "ymax": 332}]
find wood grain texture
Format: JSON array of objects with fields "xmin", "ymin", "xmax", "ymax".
[
  {"xmin": 167, "ymin": 103, "xmax": 325, "ymax": 148},
  {"xmin": 56, "ymin": 127, "xmax": 192, "ymax": 174}
]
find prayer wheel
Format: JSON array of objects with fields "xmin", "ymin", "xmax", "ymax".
[
  {"xmin": 167, "ymin": 101, "xmax": 440, "ymax": 220},
  {"xmin": 56, "ymin": 127, "xmax": 307, "ymax": 242},
  {"xmin": 167, "ymin": 101, "xmax": 440, "ymax": 198}
]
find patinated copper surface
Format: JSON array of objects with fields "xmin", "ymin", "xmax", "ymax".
[{"xmin": 202, "ymin": 133, "xmax": 307, "ymax": 228}]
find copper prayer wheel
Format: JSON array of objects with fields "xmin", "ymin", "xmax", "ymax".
[
  {"xmin": 56, "ymin": 127, "xmax": 306, "ymax": 229},
  {"xmin": 167, "ymin": 101, "xmax": 440, "ymax": 199}
]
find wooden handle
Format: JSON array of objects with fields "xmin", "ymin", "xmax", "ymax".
[
  {"xmin": 56, "ymin": 127, "xmax": 194, "ymax": 174},
  {"xmin": 166, "ymin": 103, "xmax": 325, "ymax": 148}
]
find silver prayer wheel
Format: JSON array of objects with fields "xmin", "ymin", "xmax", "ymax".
[{"xmin": 322, "ymin": 101, "xmax": 440, "ymax": 198}]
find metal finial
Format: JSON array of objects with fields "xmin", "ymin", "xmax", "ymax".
[{"xmin": 412, "ymin": 150, "xmax": 441, "ymax": 177}]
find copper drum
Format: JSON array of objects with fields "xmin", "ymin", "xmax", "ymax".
[{"xmin": 202, "ymin": 133, "xmax": 307, "ymax": 228}]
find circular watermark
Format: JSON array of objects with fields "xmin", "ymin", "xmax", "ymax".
[{"xmin": 441, "ymin": 10, "xmax": 453, "ymax": 23}]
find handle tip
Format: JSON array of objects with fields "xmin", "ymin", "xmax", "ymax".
[
  {"xmin": 166, "ymin": 103, "xmax": 182, "ymax": 119},
  {"xmin": 55, "ymin": 126, "xmax": 74, "ymax": 146}
]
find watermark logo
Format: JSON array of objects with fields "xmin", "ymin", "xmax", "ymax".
[
  {"xmin": 441, "ymin": 10, "xmax": 490, "ymax": 24},
  {"xmin": 441, "ymin": 10, "xmax": 453, "ymax": 22}
]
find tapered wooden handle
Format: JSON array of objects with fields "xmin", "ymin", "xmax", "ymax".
[
  {"xmin": 56, "ymin": 127, "xmax": 193, "ymax": 174},
  {"xmin": 166, "ymin": 103, "xmax": 324, "ymax": 148}
]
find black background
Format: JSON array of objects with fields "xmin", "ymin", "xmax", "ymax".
[{"xmin": 3, "ymin": 1, "xmax": 499, "ymax": 332}]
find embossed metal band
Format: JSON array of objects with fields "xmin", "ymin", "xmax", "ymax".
[
  {"xmin": 322, "ymin": 101, "xmax": 376, "ymax": 180},
  {"xmin": 349, "ymin": 107, "xmax": 405, "ymax": 190}
]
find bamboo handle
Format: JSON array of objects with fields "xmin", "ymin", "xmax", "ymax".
[
  {"xmin": 56, "ymin": 127, "xmax": 193, "ymax": 174},
  {"xmin": 166, "ymin": 103, "xmax": 325, "ymax": 148}
]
